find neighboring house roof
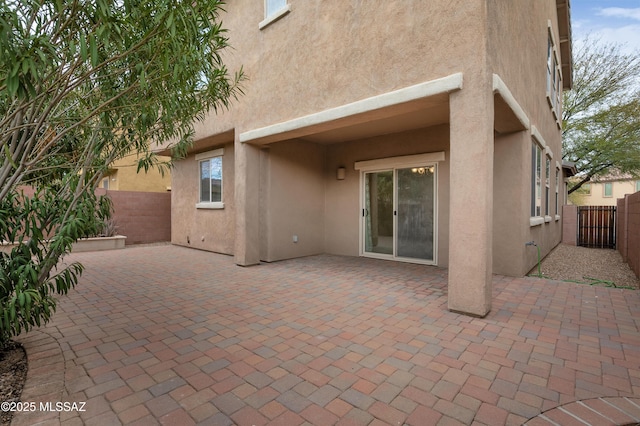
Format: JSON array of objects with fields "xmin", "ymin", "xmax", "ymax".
[{"xmin": 591, "ymin": 171, "xmax": 639, "ymax": 183}]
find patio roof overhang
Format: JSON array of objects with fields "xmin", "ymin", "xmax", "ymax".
[
  {"xmin": 492, "ymin": 74, "xmax": 530, "ymax": 134},
  {"xmin": 239, "ymin": 73, "xmax": 463, "ymax": 146},
  {"xmin": 156, "ymin": 128, "xmax": 235, "ymax": 157}
]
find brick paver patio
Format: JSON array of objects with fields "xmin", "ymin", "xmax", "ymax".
[{"xmin": 11, "ymin": 245, "xmax": 640, "ymax": 425}]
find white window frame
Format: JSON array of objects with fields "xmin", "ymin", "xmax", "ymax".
[
  {"xmin": 355, "ymin": 152, "xmax": 444, "ymax": 266},
  {"xmin": 260, "ymin": 0, "xmax": 290, "ymax": 30},
  {"xmin": 531, "ymin": 140, "xmax": 543, "ymax": 225},
  {"xmin": 196, "ymin": 148, "xmax": 224, "ymax": 209},
  {"xmin": 546, "ymin": 24, "xmax": 562, "ymax": 123},
  {"xmin": 545, "ymin": 156, "xmax": 551, "ymax": 219},
  {"xmin": 636, "ymin": 180, "xmax": 640, "ymax": 192},
  {"xmin": 555, "ymin": 164, "xmax": 561, "ymax": 220},
  {"xmin": 603, "ymin": 182, "xmax": 613, "ymax": 198}
]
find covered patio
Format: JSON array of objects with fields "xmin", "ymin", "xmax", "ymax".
[{"xmin": 13, "ymin": 245, "xmax": 640, "ymax": 425}]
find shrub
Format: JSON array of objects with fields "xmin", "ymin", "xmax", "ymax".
[{"xmin": 0, "ymin": 187, "xmax": 110, "ymax": 347}]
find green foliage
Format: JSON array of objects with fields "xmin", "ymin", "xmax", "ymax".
[
  {"xmin": 0, "ymin": 185, "xmax": 113, "ymax": 346},
  {"xmin": 1, "ymin": 0, "xmax": 243, "ymax": 195},
  {"xmin": 563, "ymin": 37, "xmax": 640, "ymax": 193},
  {"xmin": 0, "ymin": 0, "xmax": 242, "ymax": 343},
  {"xmin": 567, "ymin": 181, "xmax": 590, "ymax": 206}
]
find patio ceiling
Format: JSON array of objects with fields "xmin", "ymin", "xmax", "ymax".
[{"xmin": 239, "ymin": 73, "xmax": 462, "ymax": 146}]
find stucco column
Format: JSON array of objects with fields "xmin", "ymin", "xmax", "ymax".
[
  {"xmin": 447, "ymin": 75, "xmax": 494, "ymax": 317},
  {"xmin": 234, "ymin": 138, "xmax": 261, "ymax": 266}
]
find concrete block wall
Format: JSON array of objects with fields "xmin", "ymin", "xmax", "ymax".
[
  {"xmin": 617, "ymin": 197, "xmax": 627, "ymax": 262},
  {"xmin": 103, "ymin": 190, "xmax": 171, "ymax": 245},
  {"xmin": 562, "ymin": 205, "xmax": 577, "ymax": 245},
  {"xmin": 617, "ymin": 192, "xmax": 640, "ymax": 279}
]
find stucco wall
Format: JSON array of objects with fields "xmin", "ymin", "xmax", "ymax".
[
  {"xmin": 108, "ymin": 153, "xmax": 172, "ymax": 192},
  {"xmin": 188, "ymin": 0, "xmax": 496, "ymax": 141},
  {"xmin": 577, "ymin": 181, "xmax": 638, "ymax": 206},
  {"xmin": 486, "ymin": 0, "xmax": 566, "ymax": 276},
  {"xmin": 170, "ymin": 142, "xmax": 235, "ymax": 254},
  {"xmin": 493, "ymin": 132, "xmax": 528, "ymax": 275},
  {"xmin": 164, "ymin": 1, "xmax": 567, "ymax": 284},
  {"xmin": 261, "ymin": 140, "xmax": 325, "ymax": 261},
  {"xmin": 324, "ymin": 125, "xmax": 450, "ymax": 266},
  {"xmin": 487, "ymin": 0, "xmax": 564, "ymax": 149},
  {"xmin": 254, "ymin": 125, "xmax": 451, "ymax": 265}
]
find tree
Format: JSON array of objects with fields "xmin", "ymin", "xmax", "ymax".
[
  {"xmin": 562, "ymin": 36, "xmax": 640, "ymax": 194},
  {"xmin": 0, "ymin": 0, "xmax": 243, "ymax": 345}
]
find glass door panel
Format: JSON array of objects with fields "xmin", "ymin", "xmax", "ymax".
[
  {"xmin": 396, "ymin": 166, "xmax": 435, "ymax": 261},
  {"xmin": 364, "ymin": 171, "xmax": 394, "ymax": 255}
]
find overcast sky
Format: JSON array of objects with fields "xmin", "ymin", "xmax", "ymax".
[{"xmin": 571, "ymin": 0, "xmax": 640, "ymax": 52}]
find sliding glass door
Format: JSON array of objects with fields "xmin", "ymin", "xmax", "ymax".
[
  {"xmin": 362, "ymin": 165, "xmax": 436, "ymax": 264},
  {"xmin": 364, "ymin": 171, "xmax": 394, "ymax": 255},
  {"xmin": 397, "ymin": 166, "xmax": 435, "ymax": 261}
]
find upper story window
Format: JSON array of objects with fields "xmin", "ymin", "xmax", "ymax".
[
  {"xmin": 604, "ymin": 182, "xmax": 613, "ymax": 198},
  {"xmin": 636, "ymin": 180, "xmax": 640, "ymax": 192},
  {"xmin": 196, "ymin": 148, "xmax": 224, "ymax": 209},
  {"xmin": 546, "ymin": 27, "xmax": 562, "ymax": 122},
  {"xmin": 266, "ymin": 0, "xmax": 287, "ymax": 17},
  {"xmin": 260, "ymin": 0, "xmax": 290, "ymax": 29}
]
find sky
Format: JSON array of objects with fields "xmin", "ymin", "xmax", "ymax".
[{"xmin": 570, "ymin": 0, "xmax": 640, "ymax": 53}]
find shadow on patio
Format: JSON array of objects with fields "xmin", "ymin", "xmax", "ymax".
[{"xmin": 13, "ymin": 245, "xmax": 640, "ymax": 425}]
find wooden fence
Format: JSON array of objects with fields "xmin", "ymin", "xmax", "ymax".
[{"xmin": 577, "ymin": 206, "xmax": 616, "ymax": 249}]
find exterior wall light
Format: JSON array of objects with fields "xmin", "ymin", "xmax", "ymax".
[{"xmin": 337, "ymin": 167, "xmax": 346, "ymax": 180}]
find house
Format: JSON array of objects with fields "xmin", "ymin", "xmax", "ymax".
[
  {"xmin": 101, "ymin": 153, "xmax": 172, "ymax": 193},
  {"xmin": 159, "ymin": 0, "xmax": 572, "ymax": 317},
  {"xmin": 569, "ymin": 175, "xmax": 640, "ymax": 206}
]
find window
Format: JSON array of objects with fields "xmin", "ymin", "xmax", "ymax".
[
  {"xmin": 102, "ymin": 178, "xmax": 109, "ymax": 190},
  {"xmin": 196, "ymin": 148, "xmax": 224, "ymax": 209},
  {"xmin": 604, "ymin": 182, "xmax": 613, "ymax": 197},
  {"xmin": 545, "ymin": 157, "xmax": 551, "ymax": 216},
  {"xmin": 266, "ymin": 0, "xmax": 287, "ymax": 17},
  {"xmin": 555, "ymin": 168, "xmax": 560, "ymax": 216},
  {"xmin": 547, "ymin": 35, "xmax": 553, "ymax": 95},
  {"xmin": 546, "ymin": 28, "xmax": 562, "ymax": 120},
  {"xmin": 555, "ymin": 67, "xmax": 562, "ymax": 118},
  {"xmin": 260, "ymin": 0, "xmax": 290, "ymax": 29},
  {"xmin": 583, "ymin": 183, "xmax": 591, "ymax": 195},
  {"xmin": 636, "ymin": 180, "xmax": 640, "ymax": 192},
  {"xmin": 531, "ymin": 142, "xmax": 542, "ymax": 218}
]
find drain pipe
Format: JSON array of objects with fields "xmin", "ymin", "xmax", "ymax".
[{"xmin": 525, "ymin": 241, "xmax": 542, "ymax": 277}]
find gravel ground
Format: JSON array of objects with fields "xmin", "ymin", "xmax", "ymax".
[
  {"xmin": 0, "ymin": 341, "xmax": 27, "ymax": 426},
  {"xmin": 534, "ymin": 244, "xmax": 640, "ymax": 289}
]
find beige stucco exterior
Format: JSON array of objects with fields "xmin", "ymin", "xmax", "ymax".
[
  {"xmin": 163, "ymin": 0, "xmax": 572, "ymax": 317},
  {"xmin": 570, "ymin": 179, "xmax": 640, "ymax": 207},
  {"xmin": 105, "ymin": 153, "xmax": 172, "ymax": 193}
]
